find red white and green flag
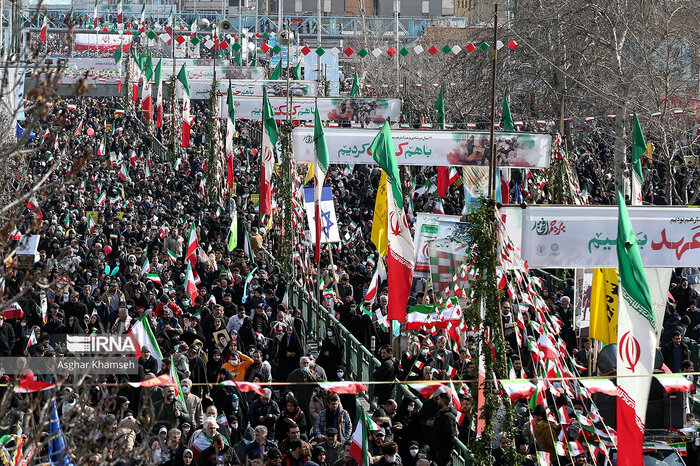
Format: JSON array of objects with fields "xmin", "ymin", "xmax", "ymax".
[
  {"xmin": 40, "ymin": 14, "xmax": 47, "ymax": 41},
  {"xmin": 155, "ymin": 59, "xmax": 163, "ymax": 128},
  {"xmin": 141, "ymin": 53, "xmax": 153, "ymax": 119},
  {"xmin": 177, "ymin": 64, "xmax": 191, "ymax": 147},
  {"xmin": 92, "ymin": 0, "xmax": 98, "ymax": 28},
  {"xmin": 226, "ymin": 82, "xmax": 235, "ymax": 189},
  {"xmin": 185, "ymin": 225, "xmax": 198, "ymax": 265},
  {"xmin": 259, "ymin": 87, "xmax": 277, "ymax": 215},
  {"xmin": 313, "ymin": 101, "xmax": 330, "ymax": 263},
  {"xmin": 116, "ymin": 0, "xmax": 123, "ymax": 23},
  {"xmin": 349, "ymin": 407, "xmax": 374, "ymax": 466},
  {"xmin": 146, "ymin": 273, "xmax": 161, "ymax": 284},
  {"xmin": 185, "ymin": 262, "xmax": 198, "ymax": 305},
  {"xmin": 97, "ymin": 137, "xmax": 105, "ymax": 156},
  {"xmin": 119, "ymin": 164, "xmax": 130, "ymax": 181},
  {"xmin": 130, "ymin": 313, "xmax": 163, "ymax": 367},
  {"xmin": 500, "ymin": 379, "xmax": 536, "ymax": 401},
  {"xmin": 654, "ymin": 374, "xmax": 695, "ymax": 393},
  {"xmin": 169, "ymin": 355, "xmax": 187, "ymax": 406},
  {"xmin": 370, "ymin": 122, "xmax": 414, "ymax": 321},
  {"xmin": 166, "ymin": 248, "xmax": 178, "ymax": 263},
  {"xmin": 319, "ymin": 381, "xmax": 369, "ymax": 395},
  {"xmin": 616, "ymin": 189, "xmax": 656, "ymax": 466}
]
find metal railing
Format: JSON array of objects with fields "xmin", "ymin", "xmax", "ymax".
[{"xmin": 289, "ymin": 281, "xmax": 474, "ymax": 466}]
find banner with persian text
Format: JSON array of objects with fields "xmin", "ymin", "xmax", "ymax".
[
  {"xmin": 292, "ymin": 128, "xmax": 552, "ymax": 167},
  {"xmin": 186, "ymin": 80, "xmax": 318, "ymax": 100},
  {"xmin": 234, "ymin": 97, "xmax": 401, "ymax": 122},
  {"xmin": 519, "ymin": 206, "xmax": 700, "ymax": 267}
]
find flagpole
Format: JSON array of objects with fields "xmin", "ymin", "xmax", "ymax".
[{"xmin": 487, "ymin": 3, "xmax": 498, "ymax": 200}]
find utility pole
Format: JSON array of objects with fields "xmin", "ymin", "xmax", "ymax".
[
  {"xmin": 394, "ymin": 0, "xmax": 399, "ymax": 97},
  {"xmin": 316, "ymin": 0, "xmax": 321, "ymax": 88},
  {"xmin": 487, "ymin": 3, "xmax": 498, "ymax": 200}
]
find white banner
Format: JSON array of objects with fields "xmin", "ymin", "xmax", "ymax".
[
  {"xmin": 74, "ymin": 34, "xmax": 132, "ymax": 52},
  {"xmin": 303, "ymin": 186, "xmax": 340, "ymax": 244},
  {"xmin": 234, "ymin": 97, "xmax": 401, "ymax": 122},
  {"xmin": 184, "ymin": 80, "xmax": 318, "ymax": 100},
  {"xmin": 520, "ymin": 206, "xmax": 700, "ymax": 267},
  {"xmin": 293, "ymin": 128, "xmax": 552, "ymax": 167},
  {"xmin": 161, "ymin": 62, "xmax": 266, "ymax": 82}
]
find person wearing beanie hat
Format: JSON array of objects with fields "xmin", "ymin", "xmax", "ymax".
[{"xmin": 234, "ymin": 426, "xmax": 257, "ymax": 464}]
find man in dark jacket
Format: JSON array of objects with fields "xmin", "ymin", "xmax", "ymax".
[
  {"xmin": 428, "ymin": 393, "xmax": 457, "ymax": 466},
  {"xmin": 372, "ymin": 346, "xmax": 399, "ymax": 404},
  {"xmin": 662, "ymin": 331, "xmax": 690, "ymax": 373},
  {"xmin": 199, "ymin": 434, "xmax": 240, "ymax": 466},
  {"xmin": 247, "ymin": 388, "xmax": 281, "ymax": 438},
  {"xmin": 280, "ymin": 439, "xmax": 308, "ymax": 466},
  {"xmin": 0, "ymin": 315, "xmax": 16, "ymax": 356},
  {"xmin": 154, "ymin": 386, "xmax": 191, "ymax": 431}
]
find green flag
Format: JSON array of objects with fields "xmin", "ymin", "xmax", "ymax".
[
  {"xmin": 631, "ymin": 114, "xmax": 646, "ymax": 204},
  {"xmin": 270, "ymin": 60, "xmax": 282, "ymax": 80},
  {"xmin": 434, "ymin": 86, "xmax": 445, "ymax": 129},
  {"xmin": 350, "ymin": 71, "xmax": 360, "ymax": 97},
  {"xmin": 114, "ymin": 44, "xmax": 122, "ymax": 64},
  {"xmin": 177, "ymin": 64, "xmax": 190, "ymax": 96},
  {"xmin": 227, "ymin": 210, "xmax": 238, "ymax": 251},
  {"xmin": 234, "ymin": 52, "xmax": 242, "ymax": 66},
  {"xmin": 227, "ymin": 82, "xmax": 235, "ymax": 121},
  {"xmin": 502, "ymin": 93, "xmax": 514, "ymax": 131},
  {"xmin": 144, "ymin": 52, "xmax": 153, "ymax": 81},
  {"xmin": 313, "ymin": 101, "xmax": 330, "ymax": 262},
  {"xmin": 370, "ymin": 122, "xmax": 403, "ymax": 209},
  {"xmin": 293, "ymin": 61, "xmax": 302, "ymax": 80}
]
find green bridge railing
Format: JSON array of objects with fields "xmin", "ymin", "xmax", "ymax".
[{"xmin": 289, "ymin": 281, "xmax": 474, "ymax": 466}]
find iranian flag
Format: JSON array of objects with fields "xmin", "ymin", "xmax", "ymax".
[
  {"xmin": 218, "ymin": 380, "xmax": 266, "ymax": 395},
  {"xmin": 226, "ymin": 83, "xmax": 236, "ymax": 189},
  {"xmin": 349, "ymin": 408, "xmax": 373, "ymax": 466},
  {"xmin": 437, "ymin": 166, "xmax": 460, "ymax": 198},
  {"xmin": 500, "ymin": 379, "xmax": 536, "ymax": 401},
  {"xmin": 97, "ymin": 192, "xmax": 106, "ymax": 206},
  {"xmin": 170, "ymin": 355, "xmax": 187, "ymax": 406},
  {"xmin": 370, "ymin": 122, "xmax": 414, "ymax": 321},
  {"xmin": 655, "ymin": 374, "xmax": 695, "ymax": 393},
  {"xmin": 260, "ymin": 87, "xmax": 277, "ymax": 215},
  {"xmin": 97, "ymin": 137, "xmax": 105, "ymax": 156},
  {"xmin": 185, "ymin": 225, "xmax": 198, "ymax": 265},
  {"xmin": 117, "ymin": 0, "xmax": 122, "ymax": 23},
  {"xmin": 40, "ymin": 14, "xmax": 47, "ymax": 41},
  {"xmin": 631, "ymin": 115, "xmax": 645, "ymax": 206},
  {"xmin": 141, "ymin": 53, "xmax": 153, "ymax": 120},
  {"xmin": 128, "ymin": 374, "xmax": 170, "ymax": 388},
  {"xmin": 155, "ymin": 59, "xmax": 163, "ymax": 128},
  {"xmin": 119, "ymin": 164, "xmax": 130, "ymax": 181},
  {"xmin": 185, "ymin": 262, "xmax": 198, "ymax": 305},
  {"xmin": 26, "ymin": 328, "xmax": 37, "ymax": 351},
  {"xmin": 146, "ymin": 273, "xmax": 161, "ymax": 284},
  {"xmin": 313, "ymin": 102, "xmax": 330, "ymax": 263},
  {"xmin": 364, "ymin": 266, "xmax": 381, "ymax": 305},
  {"xmin": 177, "ymin": 64, "xmax": 191, "ymax": 147},
  {"xmin": 16, "ymin": 375, "xmax": 55, "ymax": 393},
  {"xmin": 616, "ymin": 189, "xmax": 656, "ymax": 466},
  {"xmin": 92, "ymin": 0, "xmax": 98, "ymax": 29},
  {"xmin": 139, "ymin": 3, "xmax": 146, "ymax": 32},
  {"xmin": 130, "ymin": 313, "xmax": 163, "ymax": 367},
  {"xmin": 579, "ymin": 378, "xmax": 617, "ymax": 396},
  {"xmin": 319, "ymin": 381, "xmax": 368, "ymax": 395}
]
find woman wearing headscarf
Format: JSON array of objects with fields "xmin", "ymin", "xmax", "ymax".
[
  {"xmin": 238, "ymin": 316, "xmax": 257, "ymax": 350},
  {"xmin": 316, "ymin": 326, "xmax": 344, "ymax": 380},
  {"xmin": 276, "ymin": 325, "xmax": 303, "ymax": 381},
  {"xmin": 206, "ymin": 348, "xmax": 223, "ymax": 387},
  {"xmin": 275, "ymin": 394, "xmax": 308, "ymax": 439},
  {"xmin": 66, "ymin": 315, "xmax": 85, "ymax": 334}
]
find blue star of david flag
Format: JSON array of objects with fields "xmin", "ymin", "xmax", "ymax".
[{"xmin": 303, "ymin": 186, "xmax": 340, "ymax": 244}]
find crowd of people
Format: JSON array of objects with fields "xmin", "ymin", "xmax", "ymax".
[{"xmin": 1, "ymin": 53, "xmax": 699, "ymax": 465}]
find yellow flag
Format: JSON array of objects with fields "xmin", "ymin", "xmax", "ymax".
[
  {"xmin": 644, "ymin": 142, "xmax": 653, "ymax": 160},
  {"xmin": 371, "ymin": 171, "xmax": 388, "ymax": 257},
  {"xmin": 589, "ymin": 268, "xmax": 619, "ymax": 345},
  {"xmin": 304, "ymin": 164, "xmax": 315, "ymax": 185}
]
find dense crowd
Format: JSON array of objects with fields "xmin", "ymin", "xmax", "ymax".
[{"xmin": 1, "ymin": 78, "xmax": 699, "ymax": 466}]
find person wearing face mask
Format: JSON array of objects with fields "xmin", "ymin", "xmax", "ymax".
[
  {"xmin": 316, "ymin": 327, "xmax": 344, "ymax": 380},
  {"xmin": 181, "ymin": 378, "xmax": 204, "ymax": 427},
  {"xmin": 222, "ymin": 348, "xmax": 255, "ymax": 381},
  {"xmin": 404, "ymin": 441, "xmax": 420, "ymax": 466},
  {"xmin": 233, "ymin": 427, "xmax": 256, "ymax": 464},
  {"xmin": 372, "ymin": 442, "xmax": 402, "ymax": 466},
  {"xmin": 393, "ymin": 399, "xmax": 418, "ymax": 458}
]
